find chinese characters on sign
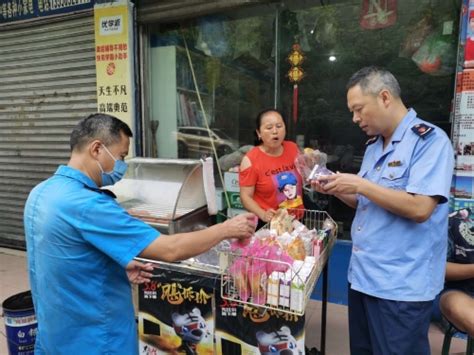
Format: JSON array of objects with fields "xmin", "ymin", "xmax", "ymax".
[
  {"xmin": 94, "ymin": 0, "xmax": 135, "ymax": 146},
  {"xmin": 0, "ymin": 0, "xmax": 92, "ymax": 23},
  {"xmin": 97, "ymin": 84, "xmax": 128, "ymax": 113},
  {"xmin": 96, "ymin": 43, "xmax": 128, "ymax": 61},
  {"xmin": 142, "ymin": 281, "xmax": 213, "ymax": 304},
  {"xmin": 0, "ymin": 0, "xmax": 33, "ymax": 20},
  {"xmin": 99, "ymin": 14, "xmax": 122, "ymax": 35}
]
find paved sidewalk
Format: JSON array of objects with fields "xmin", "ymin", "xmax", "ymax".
[{"xmin": 0, "ymin": 247, "xmax": 468, "ymax": 354}]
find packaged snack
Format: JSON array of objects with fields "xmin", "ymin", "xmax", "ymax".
[
  {"xmin": 266, "ymin": 272, "xmax": 280, "ymax": 306},
  {"xmin": 270, "ymin": 209, "xmax": 295, "ymax": 235},
  {"xmin": 294, "ymin": 149, "xmax": 329, "ymax": 182},
  {"xmin": 308, "ymin": 164, "xmax": 335, "ymax": 183},
  {"xmin": 285, "ymin": 236, "xmax": 306, "ymax": 261},
  {"xmin": 279, "ymin": 272, "xmax": 291, "ymax": 308}
]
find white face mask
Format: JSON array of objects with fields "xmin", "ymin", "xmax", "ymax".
[{"xmin": 97, "ymin": 145, "xmax": 128, "ymax": 186}]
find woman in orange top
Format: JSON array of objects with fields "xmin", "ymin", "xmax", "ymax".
[{"xmin": 239, "ymin": 109, "xmax": 304, "ymax": 226}]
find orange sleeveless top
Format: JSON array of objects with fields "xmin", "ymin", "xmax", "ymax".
[{"xmin": 239, "ymin": 141, "xmax": 304, "ymax": 211}]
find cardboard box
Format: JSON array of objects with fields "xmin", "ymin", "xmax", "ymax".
[
  {"xmin": 217, "ymin": 189, "xmax": 243, "ymax": 209},
  {"xmin": 227, "ymin": 207, "xmax": 247, "ymax": 218},
  {"xmin": 221, "ymin": 191, "xmax": 243, "ymax": 209},
  {"xmin": 224, "ymin": 172, "xmax": 240, "ymax": 192}
]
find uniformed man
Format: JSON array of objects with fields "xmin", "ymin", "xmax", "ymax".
[{"xmin": 312, "ymin": 66, "xmax": 454, "ymax": 354}]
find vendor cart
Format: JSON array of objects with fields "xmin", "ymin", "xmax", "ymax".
[
  {"xmin": 109, "ymin": 158, "xmax": 337, "ymax": 354},
  {"xmin": 134, "ymin": 208, "xmax": 337, "ymax": 355}
]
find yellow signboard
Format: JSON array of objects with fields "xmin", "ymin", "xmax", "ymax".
[{"xmin": 94, "ymin": 0, "xmax": 135, "ymax": 153}]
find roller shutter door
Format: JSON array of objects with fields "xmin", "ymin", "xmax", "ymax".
[
  {"xmin": 0, "ymin": 15, "xmax": 97, "ymax": 248},
  {"xmin": 136, "ymin": 0, "xmax": 273, "ymax": 24}
]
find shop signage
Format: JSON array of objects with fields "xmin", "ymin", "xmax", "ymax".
[
  {"xmin": 138, "ymin": 269, "xmax": 216, "ymax": 355},
  {"xmin": 94, "ymin": 0, "xmax": 135, "ymax": 154},
  {"xmin": 138, "ymin": 268, "xmax": 306, "ymax": 355},
  {"xmin": 0, "ymin": 0, "xmax": 93, "ymax": 24}
]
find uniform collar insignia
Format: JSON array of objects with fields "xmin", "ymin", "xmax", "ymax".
[
  {"xmin": 411, "ymin": 123, "xmax": 434, "ymax": 138},
  {"xmin": 388, "ymin": 160, "xmax": 402, "ymax": 167},
  {"xmin": 365, "ymin": 136, "xmax": 378, "ymax": 145}
]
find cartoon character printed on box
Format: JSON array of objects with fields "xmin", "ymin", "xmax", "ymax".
[
  {"xmin": 256, "ymin": 326, "xmax": 303, "ymax": 355},
  {"xmin": 465, "ymin": 10, "xmax": 474, "ymax": 66},
  {"xmin": 276, "ymin": 172, "xmax": 303, "ymax": 210},
  {"xmin": 172, "ymin": 308, "xmax": 210, "ymax": 355}
]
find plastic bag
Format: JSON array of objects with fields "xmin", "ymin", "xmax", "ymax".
[
  {"xmin": 295, "ymin": 149, "xmax": 334, "ymax": 183},
  {"xmin": 399, "ymin": 15, "xmax": 433, "ymax": 58},
  {"xmin": 411, "ymin": 32, "xmax": 456, "ymax": 76}
]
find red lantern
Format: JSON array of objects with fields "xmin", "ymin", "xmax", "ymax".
[{"xmin": 287, "ymin": 43, "xmax": 305, "ymax": 124}]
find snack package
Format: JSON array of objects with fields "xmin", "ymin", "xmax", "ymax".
[
  {"xmin": 308, "ymin": 164, "xmax": 335, "ymax": 182},
  {"xmin": 295, "ymin": 149, "xmax": 334, "ymax": 184},
  {"xmin": 248, "ymin": 260, "xmax": 267, "ymax": 305},
  {"xmin": 270, "ymin": 209, "xmax": 295, "ymax": 235},
  {"xmin": 228, "ymin": 236, "xmax": 293, "ymax": 305},
  {"xmin": 229, "ymin": 257, "xmax": 249, "ymax": 301},
  {"xmin": 322, "ymin": 218, "xmax": 337, "ymax": 238},
  {"xmin": 294, "ymin": 149, "xmax": 329, "ymax": 182},
  {"xmin": 285, "ymin": 236, "xmax": 306, "ymax": 261}
]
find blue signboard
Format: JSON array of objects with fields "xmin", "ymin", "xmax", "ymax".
[{"xmin": 0, "ymin": 0, "xmax": 94, "ymax": 24}]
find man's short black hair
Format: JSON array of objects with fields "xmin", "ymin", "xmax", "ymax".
[
  {"xmin": 346, "ymin": 66, "xmax": 401, "ymax": 98},
  {"xmin": 70, "ymin": 113, "xmax": 133, "ymax": 152}
]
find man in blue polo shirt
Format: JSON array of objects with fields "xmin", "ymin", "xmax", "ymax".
[
  {"xmin": 24, "ymin": 113, "xmax": 256, "ymax": 355},
  {"xmin": 312, "ymin": 66, "xmax": 454, "ymax": 354}
]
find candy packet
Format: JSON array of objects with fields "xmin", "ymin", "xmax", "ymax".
[{"xmin": 295, "ymin": 149, "xmax": 334, "ymax": 183}]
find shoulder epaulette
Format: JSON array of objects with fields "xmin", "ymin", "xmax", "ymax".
[
  {"xmin": 365, "ymin": 136, "xmax": 378, "ymax": 146},
  {"xmin": 411, "ymin": 123, "xmax": 434, "ymax": 139}
]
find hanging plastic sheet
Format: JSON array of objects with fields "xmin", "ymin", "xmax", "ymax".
[
  {"xmin": 412, "ymin": 32, "xmax": 456, "ymax": 76},
  {"xmin": 195, "ymin": 16, "xmax": 231, "ymax": 58}
]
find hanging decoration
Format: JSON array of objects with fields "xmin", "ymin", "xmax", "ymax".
[
  {"xmin": 360, "ymin": 0, "xmax": 397, "ymax": 30},
  {"xmin": 287, "ymin": 42, "xmax": 305, "ymax": 125}
]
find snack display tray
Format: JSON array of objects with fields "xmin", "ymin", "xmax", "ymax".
[{"xmin": 219, "ymin": 209, "xmax": 337, "ymax": 316}]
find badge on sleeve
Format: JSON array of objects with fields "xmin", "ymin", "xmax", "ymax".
[
  {"xmin": 411, "ymin": 123, "xmax": 434, "ymax": 139},
  {"xmin": 365, "ymin": 136, "xmax": 378, "ymax": 145}
]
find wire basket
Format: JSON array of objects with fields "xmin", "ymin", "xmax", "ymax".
[{"xmin": 220, "ymin": 209, "xmax": 337, "ymax": 316}]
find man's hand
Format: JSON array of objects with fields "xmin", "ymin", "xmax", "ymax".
[
  {"xmin": 126, "ymin": 260, "xmax": 154, "ymax": 284},
  {"xmin": 317, "ymin": 172, "xmax": 364, "ymax": 195},
  {"xmin": 222, "ymin": 212, "xmax": 257, "ymax": 240},
  {"xmin": 311, "ymin": 179, "xmax": 330, "ymax": 194}
]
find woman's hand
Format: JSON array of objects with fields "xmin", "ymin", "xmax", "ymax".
[{"xmin": 261, "ymin": 208, "xmax": 277, "ymax": 222}]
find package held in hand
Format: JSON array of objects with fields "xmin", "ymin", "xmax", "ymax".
[{"xmin": 294, "ymin": 149, "xmax": 333, "ymax": 182}]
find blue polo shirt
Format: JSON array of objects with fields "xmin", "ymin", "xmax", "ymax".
[
  {"xmin": 349, "ymin": 109, "xmax": 454, "ymax": 301},
  {"xmin": 24, "ymin": 165, "xmax": 158, "ymax": 354}
]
